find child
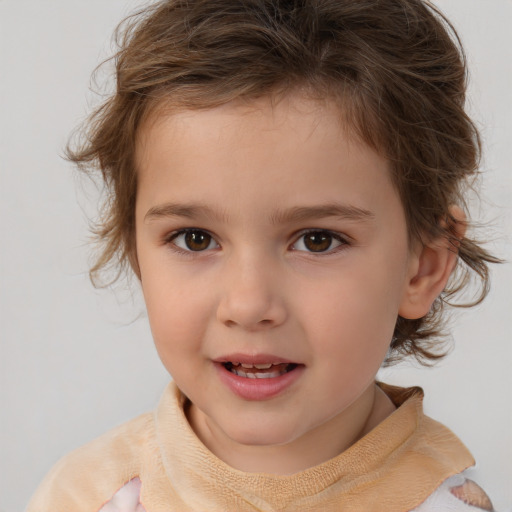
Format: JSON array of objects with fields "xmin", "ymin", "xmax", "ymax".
[{"xmin": 26, "ymin": 0, "xmax": 504, "ymax": 510}]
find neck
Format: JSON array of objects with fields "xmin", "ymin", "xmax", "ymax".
[{"xmin": 186, "ymin": 382, "xmax": 396, "ymax": 475}]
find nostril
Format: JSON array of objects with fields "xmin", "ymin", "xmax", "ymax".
[{"xmin": 216, "ymin": 292, "xmax": 287, "ymax": 330}]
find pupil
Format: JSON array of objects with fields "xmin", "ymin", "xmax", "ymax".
[
  {"xmin": 305, "ymin": 232, "xmax": 331, "ymax": 252},
  {"xmin": 185, "ymin": 231, "xmax": 211, "ymax": 251}
]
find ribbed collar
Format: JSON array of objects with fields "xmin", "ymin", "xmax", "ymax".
[{"xmin": 154, "ymin": 381, "xmax": 474, "ymax": 512}]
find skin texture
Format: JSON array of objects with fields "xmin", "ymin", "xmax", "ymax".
[{"xmin": 134, "ymin": 93, "xmax": 459, "ymax": 475}]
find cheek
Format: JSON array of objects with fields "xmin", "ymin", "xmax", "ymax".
[
  {"xmin": 142, "ymin": 274, "xmax": 211, "ymax": 357},
  {"xmin": 304, "ymin": 264, "xmax": 404, "ymax": 361}
]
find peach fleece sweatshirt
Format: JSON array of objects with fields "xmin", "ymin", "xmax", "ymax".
[{"xmin": 27, "ymin": 382, "xmax": 495, "ymax": 512}]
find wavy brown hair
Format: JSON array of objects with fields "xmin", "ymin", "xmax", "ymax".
[{"xmin": 68, "ymin": 0, "xmax": 500, "ymax": 365}]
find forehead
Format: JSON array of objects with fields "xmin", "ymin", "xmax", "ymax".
[
  {"xmin": 136, "ymin": 90, "xmax": 381, "ymax": 158},
  {"xmin": 136, "ymin": 93, "xmax": 342, "ymax": 157},
  {"xmin": 134, "ymin": 93, "xmax": 398, "ymax": 223}
]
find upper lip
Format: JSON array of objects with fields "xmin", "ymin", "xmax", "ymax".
[{"xmin": 213, "ymin": 353, "xmax": 299, "ymax": 365}]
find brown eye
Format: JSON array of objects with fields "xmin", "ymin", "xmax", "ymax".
[
  {"xmin": 292, "ymin": 231, "xmax": 345, "ymax": 253},
  {"xmin": 304, "ymin": 232, "xmax": 332, "ymax": 252},
  {"xmin": 172, "ymin": 230, "xmax": 218, "ymax": 252}
]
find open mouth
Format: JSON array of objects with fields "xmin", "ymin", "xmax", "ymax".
[{"xmin": 222, "ymin": 362, "xmax": 298, "ymax": 379}]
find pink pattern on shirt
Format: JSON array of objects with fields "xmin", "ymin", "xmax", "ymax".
[{"xmin": 97, "ymin": 477, "xmax": 146, "ymax": 512}]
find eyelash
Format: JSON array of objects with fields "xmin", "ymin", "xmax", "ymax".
[
  {"xmin": 164, "ymin": 228, "xmax": 219, "ymax": 255},
  {"xmin": 164, "ymin": 228, "xmax": 350, "ymax": 255},
  {"xmin": 291, "ymin": 229, "xmax": 350, "ymax": 254}
]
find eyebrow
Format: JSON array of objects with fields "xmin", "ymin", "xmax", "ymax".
[
  {"xmin": 144, "ymin": 202, "xmax": 375, "ymax": 224},
  {"xmin": 270, "ymin": 203, "xmax": 375, "ymax": 224},
  {"xmin": 144, "ymin": 203, "xmax": 227, "ymax": 223}
]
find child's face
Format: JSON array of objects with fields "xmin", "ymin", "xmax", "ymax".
[{"xmin": 135, "ymin": 93, "xmax": 418, "ymax": 452}]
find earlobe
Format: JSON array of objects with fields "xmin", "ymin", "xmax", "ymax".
[{"xmin": 399, "ymin": 206, "xmax": 467, "ymax": 320}]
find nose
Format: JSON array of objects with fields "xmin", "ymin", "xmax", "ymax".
[{"xmin": 216, "ymin": 252, "xmax": 288, "ymax": 331}]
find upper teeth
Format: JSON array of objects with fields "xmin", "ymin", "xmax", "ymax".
[{"xmin": 239, "ymin": 363, "xmax": 274, "ymax": 369}]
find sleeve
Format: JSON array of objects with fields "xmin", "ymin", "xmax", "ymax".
[
  {"xmin": 25, "ymin": 451, "xmax": 123, "ymax": 512},
  {"xmin": 25, "ymin": 413, "xmax": 152, "ymax": 512},
  {"xmin": 411, "ymin": 472, "xmax": 496, "ymax": 512},
  {"xmin": 26, "ymin": 457, "xmax": 145, "ymax": 512}
]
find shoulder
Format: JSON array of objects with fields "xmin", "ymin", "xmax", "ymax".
[
  {"xmin": 412, "ymin": 472, "xmax": 496, "ymax": 512},
  {"xmin": 26, "ymin": 412, "xmax": 154, "ymax": 512}
]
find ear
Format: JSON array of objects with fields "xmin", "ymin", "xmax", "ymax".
[{"xmin": 399, "ymin": 206, "xmax": 467, "ymax": 320}]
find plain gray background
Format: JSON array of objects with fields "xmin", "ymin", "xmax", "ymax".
[{"xmin": 1, "ymin": 1, "xmax": 511, "ymax": 511}]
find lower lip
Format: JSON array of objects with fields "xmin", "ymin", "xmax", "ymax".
[{"xmin": 215, "ymin": 363, "xmax": 304, "ymax": 401}]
